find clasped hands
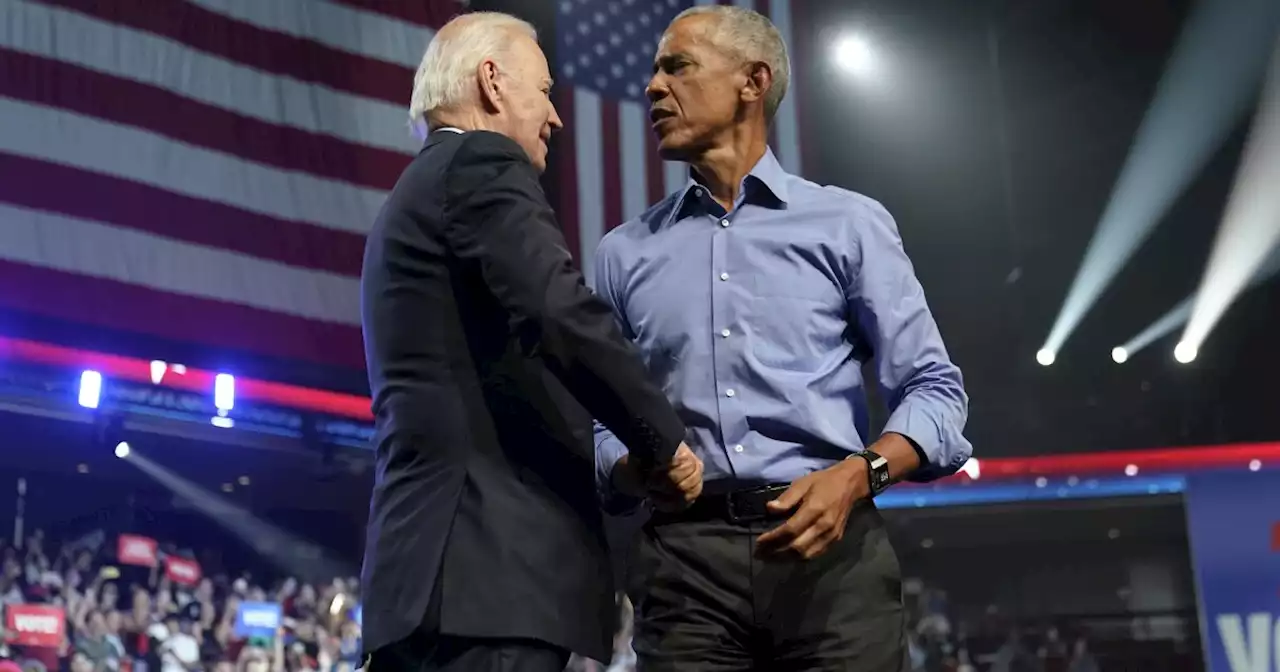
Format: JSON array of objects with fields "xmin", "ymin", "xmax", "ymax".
[{"xmin": 612, "ymin": 442, "xmax": 704, "ymax": 512}]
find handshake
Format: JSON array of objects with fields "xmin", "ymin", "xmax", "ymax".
[{"xmin": 612, "ymin": 443, "xmax": 704, "ymax": 512}]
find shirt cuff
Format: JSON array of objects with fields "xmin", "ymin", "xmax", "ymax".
[
  {"xmin": 883, "ymin": 402, "xmax": 971, "ymax": 482},
  {"xmin": 595, "ymin": 434, "xmax": 645, "ymax": 515}
]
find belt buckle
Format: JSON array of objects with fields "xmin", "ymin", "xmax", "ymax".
[{"xmin": 726, "ymin": 491, "xmax": 765, "ymax": 523}]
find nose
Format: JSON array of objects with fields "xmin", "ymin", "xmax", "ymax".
[
  {"xmin": 646, "ymin": 74, "xmax": 667, "ymax": 103},
  {"xmin": 548, "ymin": 101, "xmax": 564, "ymax": 132}
]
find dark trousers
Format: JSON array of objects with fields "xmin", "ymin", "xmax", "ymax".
[
  {"xmin": 625, "ymin": 500, "xmax": 908, "ymax": 671},
  {"xmin": 367, "ymin": 567, "xmax": 571, "ymax": 672},
  {"xmin": 368, "ymin": 633, "xmax": 569, "ymax": 672}
]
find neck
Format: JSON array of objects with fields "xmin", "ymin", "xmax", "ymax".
[
  {"xmin": 430, "ymin": 108, "xmax": 500, "ymax": 135},
  {"xmin": 689, "ymin": 125, "xmax": 769, "ymax": 211}
]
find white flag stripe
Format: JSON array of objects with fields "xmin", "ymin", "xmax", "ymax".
[
  {"xmin": 3, "ymin": 0, "xmax": 417, "ymax": 155},
  {"xmin": 770, "ymin": 0, "xmax": 802, "ymax": 175},
  {"xmin": 0, "ymin": 98, "xmax": 387, "ymax": 234},
  {"xmin": 574, "ymin": 88, "xmax": 606, "ymax": 288},
  {"xmin": 664, "ymin": 161, "xmax": 688, "ymax": 195},
  {"xmin": 185, "ymin": 0, "xmax": 430, "ymax": 68},
  {"xmin": 0, "ymin": 203, "xmax": 360, "ymax": 325},
  {"xmin": 619, "ymin": 100, "xmax": 650, "ymax": 222}
]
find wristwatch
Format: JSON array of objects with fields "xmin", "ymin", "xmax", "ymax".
[{"xmin": 849, "ymin": 450, "xmax": 891, "ymax": 497}]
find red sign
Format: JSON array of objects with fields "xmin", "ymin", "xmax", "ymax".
[
  {"xmin": 5, "ymin": 605, "xmax": 66, "ymax": 648},
  {"xmin": 117, "ymin": 534, "xmax": 159, "ymax": 568},
  {"xmin": 164, "ymin": 556, "xmax": 202, "ymax": 586}
]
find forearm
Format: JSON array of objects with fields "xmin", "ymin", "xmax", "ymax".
[{"xmin": 881, "ymin": 381, "xmax": 972, "ymax": 481}]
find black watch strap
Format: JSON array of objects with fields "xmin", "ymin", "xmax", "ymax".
[{"xmin": 850, "ymin": 450, "xmax": 891, "ymax": 496}]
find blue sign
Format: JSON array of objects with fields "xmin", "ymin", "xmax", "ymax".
[
  {"xmin": 1186, "ymin": 472, "xmax": 1280, "ymax": 672},
  {"xmin": 234, "ymin": 602, "xmax": 282, "ymax": 639}
]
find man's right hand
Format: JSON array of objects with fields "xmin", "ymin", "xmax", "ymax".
[{"xmin": 612, "ymin": 442, "xmax": 704, "ymax": 511}]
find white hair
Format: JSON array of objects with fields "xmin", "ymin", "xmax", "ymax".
[
  {"xmin": 407, "ymin": 12, "xmax": 537, "ymax": 138},
  {"xmin": 670, "ymin": 5, "xmax": 790, "ymax": 122}
]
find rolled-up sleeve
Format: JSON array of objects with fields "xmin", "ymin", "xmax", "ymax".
[
  {"xmin": 591, "ymin": 235, "xmax": 646, "ymax": 513},
  {"xmin": 847, "ymin": 198, "xmax": 972, "ymax": 481}
]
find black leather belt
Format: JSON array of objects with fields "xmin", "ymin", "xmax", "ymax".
[{"xmin": 649, "ymin": 483, "xmax": 792, "ymax": 525}]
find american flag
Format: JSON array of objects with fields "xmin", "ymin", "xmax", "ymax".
[
  {"xmin": 0, "ymin": 0, "xmax": 452, "ymax": 371},
  {"xmin": 552, "ymin": 0, "xmax": 804, "ymax": 287},
  {"xmin": 0, "ymin": 0, "xmax": 803, "ymax": 375}
]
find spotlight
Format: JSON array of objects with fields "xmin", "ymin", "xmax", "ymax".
[
  {"xmin": 78, "ymin": 370, "xmax": 102, "ymax": 409},
  {"xmin": 1174, "ymin": 341, "xmax": 1198, "ymax": 364},
  {"xmin": 1248, "ymin": 459, "xmax": 1262, "ymax": 472},
  {"xmin": 214, "ymin": 374, "xmax": 235, "ymax": 412},
  {"xmin": 1124, "ymin": 464, "xmax": 1139, "ymax": 476},
  {"xmin": 1111, "ymin": 347, "xmax": 1129, "ymax": 364},
  {"xmin": 1036, "ymin": 349, "xmax": 1056, "ymax": 366},
  {"xmin": 833, "ymin": 34, "xmax": 876, "ymax": 78},
  {"xmin": 114, "ymin": 442, "xmax": 130, "ymax": 459}
]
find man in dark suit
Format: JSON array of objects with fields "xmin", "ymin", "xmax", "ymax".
[{"xmin": 358, "ymin": 11, "xmax": 704, "ymax": 672}]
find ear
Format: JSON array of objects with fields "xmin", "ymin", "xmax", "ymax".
[
  {"xmin": 477, "ymin": 58, "xmax": 504, "ymax": 114},
  {"xmin": 741, "ymin": 61, "xmax": 772, "ymax": 108}
]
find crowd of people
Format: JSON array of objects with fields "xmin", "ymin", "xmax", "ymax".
[{"xmin": 0, "ymin": 530, "xmax": 362, "ymax": 672}]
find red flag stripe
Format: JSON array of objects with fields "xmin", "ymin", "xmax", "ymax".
[
  {"xmin": 0, "ymin": 48, "xmax": 408, "ymax": 192},
  {"xmin": 554, "ymin": 86, "xmax": 583, "ymax": 270},
  {"xmin": 0, "ymin": 260, "xmax": 364, "ymax": 369},
  {"xmin": 645, "ymin": 125, "xmax": 666, "ymax": 207},
  {"xmin": 36, "ymin": 0, "xmax": 412, "ymax": 105},
  {"xmin": 600, "ymin": 98, "xmax": 625, "ymax": 233},
  {"xmin": 0, "ymin": 153, "xmax": 364, "ymax": 277}
]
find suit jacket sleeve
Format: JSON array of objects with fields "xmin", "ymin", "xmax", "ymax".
[{"xmin": 442, "ymin": 131, "xmax": 683, "ymax": 468}]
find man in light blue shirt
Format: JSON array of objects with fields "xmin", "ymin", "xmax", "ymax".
[{"xmin": 593, "ymin": 5, "xmax": 972, "ymax": 671}]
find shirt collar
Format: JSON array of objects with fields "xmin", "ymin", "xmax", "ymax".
[{"xmin": 665, "ymin": 147, "xmax": 791, "ymax": 227}]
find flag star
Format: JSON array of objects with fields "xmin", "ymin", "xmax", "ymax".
[
  {"xmin": 639, "ymin": 13, "xmax": 650, "ymax": 26},
  {"xmin": 564, "ymin": 63, "xmax": 576, "ymax": 77},
  {"xmin": 595, "ymin": 75, "xmax": 608, "ymax": 89},
  {"xmin": 609, "ymin": 2, "xmax": 620, "ymax": 14},
  {"xmin": 667, "ymin": 0, "xmax": 678, "ymax": 6},
  {"xmin": 594, "ymin": 43, "xmax": 607, "ymax": 56},
  {"xmin": 609, "ymin": 33, "xmax": 621, "ymax": 46},
  {"xmin": 565, "ymin": 34, "xmax": 575, "ymax": 46},
  {"xmin": 578, "ymin": 54, "xmax": 590, "ymax": 67},
  {"xmin": 594, "ymin": 11, "xmax": 606, "ymax": 25},
  {"xmin": 625, "ymin": 52, "xmax": 636, "ymax": 65},
  {"xmin": 560, "ymin": 1, "xmax": 572, "ymax": 14},
  {"xmin": 628, "ymin": 83, "xmax": 640, "ymax": 97},
  {"xmin": 624, "ymin": 22, "xmax": 635, "ymax": 34},
  {"xmin": 611, "ymin": 63, "xmax": 624, "ymax": 78},
  {"xmin": 578, "ymin": 21, "xmax": 589, "ymax": 35}
]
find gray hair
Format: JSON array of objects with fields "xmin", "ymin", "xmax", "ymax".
[
  {"xmin": 407, "ymin": 12, "xmax": 537, "ymax": 138},
  {"xmin": 670, "ymin": 5, "xmax": 790, "ymax": 123}
]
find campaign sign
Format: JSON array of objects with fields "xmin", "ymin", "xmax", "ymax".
[
  {"xmin": 117, "ymin": 534, "xmax": 159, "ymax": 568},
  {"xmin": 1185, "ymin": 471, "xmax": 1280, "ymax": 672},
  {"xmin": 234, "ymin": 602, "xmax": 282, "ymax": 639},
  {"xmin": 164, "ymin": 556, "xmax": 202, "ymax": 586},
  {"xmin": 5, "ymin": 604, "xmax": 67, "ymax": 648}
]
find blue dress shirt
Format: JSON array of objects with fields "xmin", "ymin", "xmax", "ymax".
[{"xmin": 593, "ymin": 148, "xmax": 972, "ymax": 506}]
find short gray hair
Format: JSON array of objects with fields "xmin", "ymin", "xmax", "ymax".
[
  {"xmin": 408, "ymin": 12, "xmax": 537, "ymax": 138},
  {"xmin": 670, "ymin": 5, "xmax": 789, "ymax": 122}
]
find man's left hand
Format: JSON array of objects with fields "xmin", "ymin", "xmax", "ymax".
[{"xmin": 755, "ymin": 457, "xmax": 868, "ymax": 560}]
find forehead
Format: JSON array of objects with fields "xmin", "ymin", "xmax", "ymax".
[{"xmin": 657, "ymin": 15, "xmax": 721, "ymax": 57}]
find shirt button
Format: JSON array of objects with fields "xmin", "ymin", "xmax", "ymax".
[
  {"xmin": 720, "ymin": 219, "xmax": 730, "ymax": 228},
  {"xmin": 720, "ymin": 329, "xmax": 731, "ymax": 338},
  {"xmin": 693, "ymin": 188, "xmax": 703, "ymax": 197},
  {"xmin": 719, "ymin": 272, "xmax": 729, "ymax": 281},
  {"xmin": 725, "ymin": 389, "xmax": 735, "ymax": 398},
  {"xmin": 733, "ymin": 444, "xmax": 744, "ymax": 453}
]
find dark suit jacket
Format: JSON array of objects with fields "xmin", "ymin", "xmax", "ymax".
[{"xmin": 359, "ymin": 129, "xmax": 684, "ymax": 662}]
